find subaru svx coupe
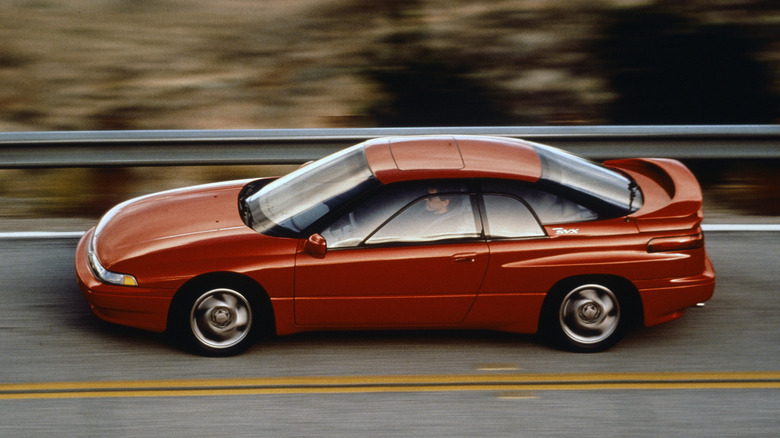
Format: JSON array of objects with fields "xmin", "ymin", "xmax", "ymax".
[{"xmin": 76, "ymin": 136, "xmax": 715, "ymax": 356}]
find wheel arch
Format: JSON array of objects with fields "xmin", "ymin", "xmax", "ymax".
[
  {"xmin": 167, "ymin": 271, "xmax": 275, "ymax": 336},
  {"xmin": 538, "ymin": 274, "xmax": 643, "ymax": 333}
]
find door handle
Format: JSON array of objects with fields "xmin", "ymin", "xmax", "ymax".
[{"xmin": 451, "ymin": 253, "xmax": 477, "ymax": 263}]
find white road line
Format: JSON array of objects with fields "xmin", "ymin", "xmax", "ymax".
[
  {"xmin": 702, "ymin": 224, "xmax": 780, "ymax": 232},
  {"xmin": 0, "ymin": 231, "xmax": 86, "ymax": 239},
  {"xmin": 0, "ymin": 224, "xmax": 779, "ymax": 240}
]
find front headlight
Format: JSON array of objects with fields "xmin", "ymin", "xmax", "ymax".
[{"xmin": 87, "ymin": 231, "xmax": 138, "ymax": 287}]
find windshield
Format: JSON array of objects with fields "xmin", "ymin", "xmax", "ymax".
[
  {"xmin": 532, "ymin": 142, "xmax": 643, "ymax": 214},
  {"xmin": 246, "ymin": 144, "xmax": 379, "ymax": 236}
]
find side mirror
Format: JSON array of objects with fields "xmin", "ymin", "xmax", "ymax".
[{"xmin": 304, "ymin": 233, "xmax": 327, "ymax": 258}]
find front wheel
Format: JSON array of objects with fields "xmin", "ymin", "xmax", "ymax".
[
  {"xmin": 172, "ymin": 285, "xmax": 258, "ymax": 356},
  {"xmin": 544, "ymin": 283, "xmax": 629, "ymax": 352}
]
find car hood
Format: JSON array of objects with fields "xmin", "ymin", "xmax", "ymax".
[{"xmin": 94, "ymin": 179, "xmax": 255, "ymax": 266}]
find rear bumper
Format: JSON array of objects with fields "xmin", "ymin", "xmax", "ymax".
[
  {"xmin": 75, "ymin": 231, "xmax": 173, "ymax": 332},
  {"xmin": 636, "ymin": 256, "xmax": 715, "ymax": 327}
]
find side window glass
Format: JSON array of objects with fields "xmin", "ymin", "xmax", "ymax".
[
  {"xmin": 525, "ymin": 190, "xmax": 598, "ymax": 224},
  {"xmin": 366, "ymin": 194, "xmax": 479, "ymax": 245},
  {"xmin": 482, "ymin": 195, "xmax": 545, "ymax": 239},
  {"xmin": 321, "ymin": 181, "xmax": 470, "ymax": 248},
  {"xmin": 483, "ymin": 180, "xmax": 597, "ymax": 224},
  {"xmin": 321, "ymin": 185, "xmax": 422, "ymax": 248}
]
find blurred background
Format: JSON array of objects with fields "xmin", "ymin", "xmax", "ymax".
[{"xmin": 0, "ymin": 0, "xmax": 778, "ymax": 229}]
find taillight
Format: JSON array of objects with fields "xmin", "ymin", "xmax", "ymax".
[{"xmin": 647, "ymin": 232, "xmax": 704, "ymax": 253}]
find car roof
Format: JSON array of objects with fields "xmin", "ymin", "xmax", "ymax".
[{"xmin": 362, "ymin": 135, "xmax": 542, "ymax": 184}]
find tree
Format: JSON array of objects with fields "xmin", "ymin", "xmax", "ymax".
[
  {"xmin": 361, "ymin": 0, "xmax": 510, "ymax": 127},
  {"xmin": 594, "ymin": 7, "xmax": 777, "ymax": 124},
  {"xmin": 363, "ymin": 51, "xmax": 511, "ymax": 127}
]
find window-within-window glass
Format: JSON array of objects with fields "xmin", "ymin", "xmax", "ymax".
[
  {"xmin": 483, "ymin": 180, "xmax": 597, "ymax": 224},
  {"xmin": 482, "ymin": 195, "xmax": 545, "ymax": 239}
]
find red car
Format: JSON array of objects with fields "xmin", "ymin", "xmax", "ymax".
[{"xmin": 76, "ymin": 136, "xmax": 715, "ymax": 356}]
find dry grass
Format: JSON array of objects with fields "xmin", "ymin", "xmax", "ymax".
[{"xmin": 0, "ymin": 0, "xmax": 380, "ymax": 130}]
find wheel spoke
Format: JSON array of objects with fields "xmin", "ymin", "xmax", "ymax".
[
  {"xmin": 233, "ymin": 306, "xmax": 250, "ymax": 327},
  {"xmin": 578, "ymin": 288, "xmax": 600, "ymax": 302},
  {"xmin": 218, "ymin": 292, "xmax": 238, "ymax": 308},
  {"xmin": 600, "ymin": 296, "xmax": 615, "ymax": 315}
]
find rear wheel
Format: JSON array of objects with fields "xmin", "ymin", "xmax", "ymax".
[
  {"xmin": 545, "ymin": 282, "xmax": 629, "ymax": 352},
  {"xmin": 172, "ymin": 282, "xmax": 261, "ymax": 356}
]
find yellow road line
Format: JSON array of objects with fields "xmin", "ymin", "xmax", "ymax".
[{"xmin": 1, "ymin": 371, "xmax": 778, "ymax": 400}]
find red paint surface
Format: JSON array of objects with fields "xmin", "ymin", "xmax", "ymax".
[{"xmin": 76, "ymin": 137, "xmax": 714, "ymax": 339}]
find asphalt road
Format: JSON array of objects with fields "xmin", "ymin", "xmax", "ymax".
[{"xmin": 0, "ymin": 233, "xmax": 778, "ymax": 437}]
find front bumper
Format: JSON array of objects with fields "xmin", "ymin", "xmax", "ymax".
[
  {"xmin": 636, "ymin": 255, "xmax": 716, "ymax": 327},
  {"xmin": 75, "ymin": 230, "xmax": 174, "ymax": 332}
]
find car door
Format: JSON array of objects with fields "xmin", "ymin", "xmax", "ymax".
[{"xmin": 294, "ymin": 188, "xmax": 489, "ymax": 327}]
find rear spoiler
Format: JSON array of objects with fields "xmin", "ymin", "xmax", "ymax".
[{"xmin": 605, "ymin": 158, "xmax": 703, "ymax": 232}]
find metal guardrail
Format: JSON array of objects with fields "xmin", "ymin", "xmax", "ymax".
[{"xmin": 1, "ymin": 125, "xmax": 779, "ymax": 168}]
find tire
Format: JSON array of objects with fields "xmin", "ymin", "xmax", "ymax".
[
  {"xmin": 544, "ymin": 282, "xmax": 629, "ymax": 352},
  {"xmin": 172, "ymin": 283, "xmax": 260, "ymax": 356}
]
